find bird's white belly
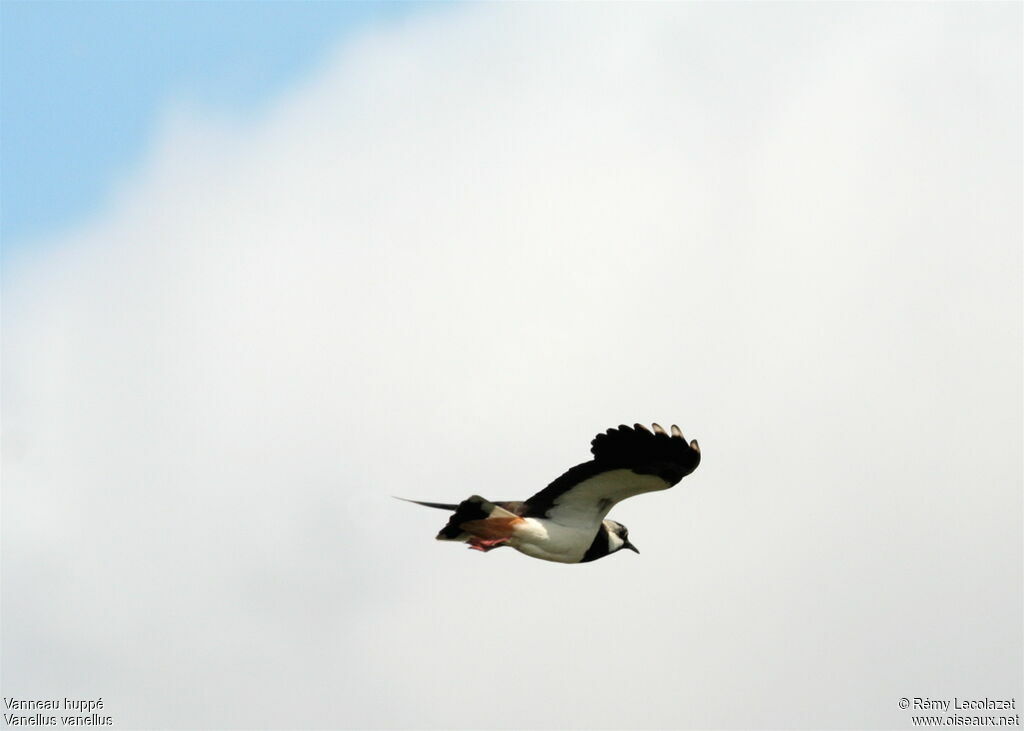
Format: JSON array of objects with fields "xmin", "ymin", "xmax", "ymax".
[{"xmin": 508, "ymin": 518, "xmax": 596, "ymax": 564}]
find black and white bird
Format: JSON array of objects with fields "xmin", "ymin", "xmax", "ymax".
[{"xmin": 399, "ymin": 422, "xmax": 701, "ymax": 564}]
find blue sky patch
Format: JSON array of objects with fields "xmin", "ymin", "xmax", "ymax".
[{"xmin": 1, "ymin": 1, "xmax": 419, "ymax": 252}]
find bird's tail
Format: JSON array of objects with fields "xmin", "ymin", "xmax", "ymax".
[
  {"xmin": 394, "ymin": 497, "xmax": 460, "ymax": 511},
  {"xmin": 436, "ymin": 495, "xmax": 522, "ymax": 541}
]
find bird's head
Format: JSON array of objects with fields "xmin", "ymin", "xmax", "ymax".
[{"xmin": 604, "ymin": 520, "xmax": 639, "ymax": 555}]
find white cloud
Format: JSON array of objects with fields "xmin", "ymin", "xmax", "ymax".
[{"xmin": 3, "ymin": 3, "xmax": 1020, "ymax": 728}]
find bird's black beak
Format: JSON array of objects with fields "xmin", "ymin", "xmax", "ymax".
[{"xmin": 623, "ymin": 540, "xmax": 639, "ymax": 554}]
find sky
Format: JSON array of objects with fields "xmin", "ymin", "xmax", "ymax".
[
  {"xmin": 1, "ymin": 0, "xmax": 414, "ymax": 250},
  {"xmin": 2, "ymin": 3, "xmax": 1022, "ymax": 729}
]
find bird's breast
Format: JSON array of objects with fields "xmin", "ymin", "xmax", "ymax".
[{"xmin": 508, "ymin": 518, "xmax": 596, "ymax": 563}]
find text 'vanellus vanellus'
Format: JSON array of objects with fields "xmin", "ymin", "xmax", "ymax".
[{"xmin": 398, "ymin": 423, "xmax": 701, "ymax": 564}]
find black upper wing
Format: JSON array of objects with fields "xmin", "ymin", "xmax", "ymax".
[{"xmin": 521, "ymin": 423, "xmax": 701, "ymax": 528}]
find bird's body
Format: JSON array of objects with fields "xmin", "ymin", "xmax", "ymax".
[
  {"xmin": 496, "ymin": 516, "xmax": 597, "ymax": 564},
  {"xmin": 400, "ymin": 422, "xmax": 701, "ymax": 564}
]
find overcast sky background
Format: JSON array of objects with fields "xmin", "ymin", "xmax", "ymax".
[{"xmin": 2, "ymin": 3, "xmax": 1021, "ymax": 729}]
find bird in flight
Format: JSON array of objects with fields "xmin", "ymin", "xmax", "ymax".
[{"xmin": 399, "ymin": 422, "xmax": 701, "ymax": 564}]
